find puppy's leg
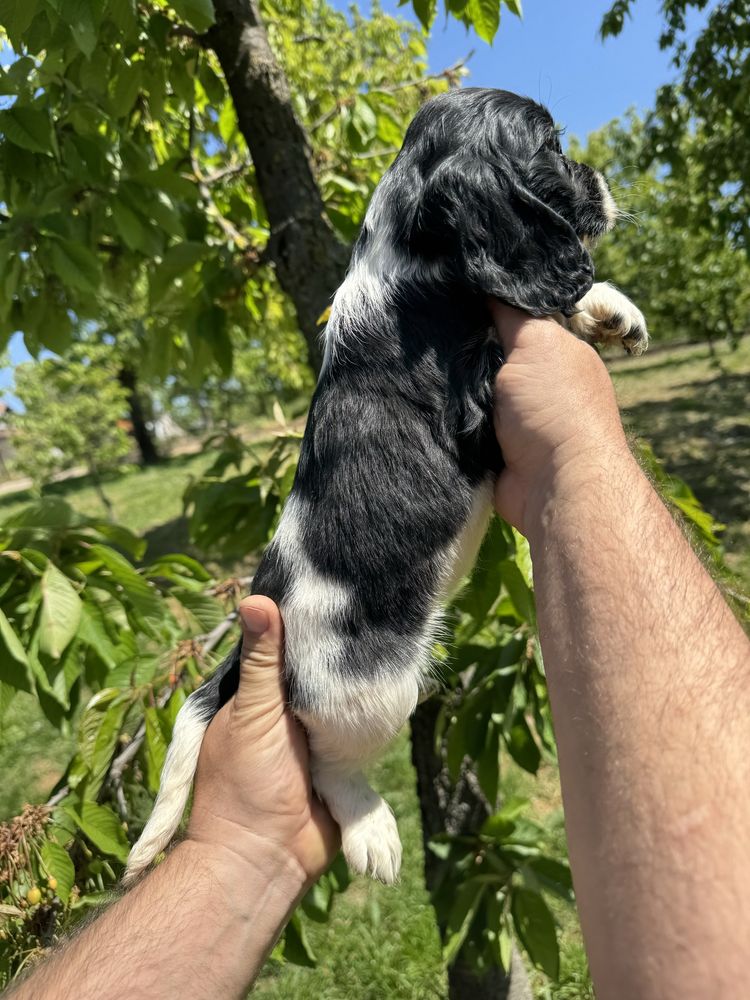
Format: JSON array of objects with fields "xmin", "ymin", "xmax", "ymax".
[
  {"xmin": 566, "ymin": 281, "xmax": 649, "ymax": 355},
  {"xmin": 312, "ymin": 762, "xmax": 402, "ymax": 884},
  {"xmin": 294, "ymin": 671, "xmax": 421, "ymax": 885}
]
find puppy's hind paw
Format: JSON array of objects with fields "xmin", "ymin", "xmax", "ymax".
[
  {"xmin": 312, "ymin": 767, "xmax": 402, "ymax": 885},
  {"xmin": 342, "ymin": 794, "xmax": 402, "ymax": 885}
]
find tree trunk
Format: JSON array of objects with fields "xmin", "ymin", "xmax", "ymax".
[
  {"xmin": 206, "ymin": 0, "xmax": 351, "ymax": 374},
  {"xmin": 118, "ymin": 368, "xmax": 160, "ymax": 466},
  {"xmin": 411, "ymin": 699, "xmax": 533, "ymax": 1000}
]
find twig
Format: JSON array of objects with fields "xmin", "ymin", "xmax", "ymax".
[
  {"xmin": 200, "ymin": 160, "xmax": 252, "ymax": 186},
  {"xmin": 351, "ymin": 147, "xmax": 399, "ymax": 160},
  {"xmin": 191, "ymin": 152, "xmax": 253, "ymax": 249}
]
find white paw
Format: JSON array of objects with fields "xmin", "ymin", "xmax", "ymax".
[
  {"xmin": 341, "ymin": 794, "xmax": 402, "ymax": 884},
  {"xmin": 312, "ymin": 766, "xmax": 402, "ymax": 884},
  {"xmin": 573, "ymin": 282, "xmax": 649, "ymax": 356}
]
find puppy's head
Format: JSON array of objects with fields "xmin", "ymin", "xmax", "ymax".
[{"xmin": 386, "ymin": 88, "xmax": 616, "ymax": 316}]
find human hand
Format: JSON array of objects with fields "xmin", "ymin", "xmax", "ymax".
[
  {"xmin": 490, "ymin": 301, "xmax": 633, "ymax": 536},
  {"xmin": 187, "ymin": 596, "xmax": 340, "ymax": 887}
]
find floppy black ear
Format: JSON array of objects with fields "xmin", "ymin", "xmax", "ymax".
[{"xmin": 410, "ymin": 151, "xmax": 594, "ymax": 316}]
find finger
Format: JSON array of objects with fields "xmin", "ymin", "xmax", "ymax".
[{"xmin": 233, "ymin": 596, "xmax": 287, "ymax": 716}]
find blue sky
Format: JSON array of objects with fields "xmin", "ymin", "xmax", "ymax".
[
  {"xmin": 383, "ymin": 0, "xmax": 711, "ymax": 140},
  {"xmin": 1, "ymin": 0, "xmax": 711, "ymax": 405}
]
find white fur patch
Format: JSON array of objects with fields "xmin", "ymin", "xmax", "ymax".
[
  {"xmin": 273, "ymin": 495, "xmax": 351, "ymax": 701},
  {"xmin": 439, "ymin": 476, "xmax": 495, "ymax": 597},
  {"xmin": 123, "ymin": 698, "xmax": 207, "ymax": 886},
  {"xmin": 596, "ymin": 170, "xmax": 618, "ymax": 230}
]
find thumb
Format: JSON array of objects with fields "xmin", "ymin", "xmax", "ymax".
[
  {"xmin": 233, "ymin": 595, "xmax": 287, "ymax": 718},
  {"xmin": 488, "ymin": 298, "xmax": 535, "ymax": 358}
]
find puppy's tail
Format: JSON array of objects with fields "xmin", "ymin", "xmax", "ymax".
[{"xmin": 122, "ymin": 642, "xmax": 242, "ymax": 887}]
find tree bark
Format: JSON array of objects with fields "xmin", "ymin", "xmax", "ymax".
[
  {"xmin": 206, "ymin": 0, "xmax": 351, "ymax": 374},
  {"xmin": 118, "ymin": 367, "xmax": 160, "ymax": 466},
  {"xmin": 411, "ymin": 699, "xmax": 533, "ymax": 1000}
]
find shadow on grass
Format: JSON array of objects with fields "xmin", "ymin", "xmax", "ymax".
[
  {"xmin": 141, "ymin": 515, "xmax": 194, "ymax": 561},
  {"xmin": 611, "ymin": 347, "xmax": 714, "ymax": 379},
  {"xmin": 623, "ymin": 371, "xmax": 750, "ymax": 532}
]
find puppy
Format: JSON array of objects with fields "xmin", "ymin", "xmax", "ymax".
[{"xmin": 125, "ymin": 88, "xmax": 648, "ymax": 887}]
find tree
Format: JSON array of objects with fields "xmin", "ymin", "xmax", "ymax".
[
  {"xmin": 569, "ymin": 115, "xmax": 750, "ymax": 347},
  {"xmin": 12, "ymin": 347, "xmax": 133, "ymax": 517},
  {"xmin": 601, "ymin": 0, "xmax": 750, "ymax": 249}
]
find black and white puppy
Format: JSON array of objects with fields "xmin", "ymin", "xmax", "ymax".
[{"xmin": 125, "ymin": 88, "xmax": 648, "ymax": 886}]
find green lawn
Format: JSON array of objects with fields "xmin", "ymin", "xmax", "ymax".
[{"xmin": 1, "ymin": 337, "xmax": 747, "ymax": 998}]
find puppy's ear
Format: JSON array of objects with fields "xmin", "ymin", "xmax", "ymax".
[{"xmin": 411, "ymin": 151, "xmax": 593, "ymax": 315}]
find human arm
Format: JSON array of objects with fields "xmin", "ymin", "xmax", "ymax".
[
  {"xmin": 490, "ymin": 301, "xmax": 750, "ymax": 1000},
  {"xmin": 8, "ymin": 598, "xmax": 339, "ymax": 1000}
]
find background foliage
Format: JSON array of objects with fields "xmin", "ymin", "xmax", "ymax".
[{"xmin": 0, "ymin": 0, "xmax": 748, "ymax": 996}]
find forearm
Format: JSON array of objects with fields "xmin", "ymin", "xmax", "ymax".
[
  {"xmin": 9, "ymin": 838, "xmax": 307, "ymax": 1000},
  {"xmin": 528, "ymin": 449, "xmax": 750, "ymax": 999}
]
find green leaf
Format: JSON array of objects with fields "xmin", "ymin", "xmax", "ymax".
[
  {"xmin": 511, "ymin": 888, "xmax": 559, "ymax": 980},
  {"xmin": 480, "ymin": 797, "xmax": 528, "ymax": 841},
  {"xmin": 411, "ymin": 0, "xmax": 437, "ymax": 31},
  {"xmin": 89, "ymin": 543, "xmax": 163, "ymax": 624},
  {"xmin": 63, "ymin": 0, "xmax": 98, "ymax": 57},
  {"xmin": 77, "ymin": 603, "xmax": 119, "ymax": 670},
  {"xmin": 39, "ymin": 563, "xmax": 82, "ymax": 660},
  {"xmin": 465, "ymin": 0, "xmax": 501, "ymax": 42},
  {"xmin": 283, "ymin": 912, "xmax": 317, "ymax": 967},
  {"xmin": 0, "ymin": 607, "xmax": 31, "ymax": 692},
  {"xmin": 301, "ymin": 879, "xmax": 333, "ymax": 923},
  {"xmin": 504, "ymin": 711, "xmax": 541, "ymax": 774},
  {"xmin": 112, "ymin": 198, "xmax": 151, "ymax": 253},
  {"xmin": 49, "ymin": 239, "xmax": 101, "ymax": 294},
  {"xmin": 143, "ymin": 705, "xmax": 168, "ymax": 794},
  {"xmin": 149, "ymin": 241, "xmax": 205, "ymax": 306},
  {"xmin": 443, "ymin": 880, "xmax": 486, "ymax": 964},
  {"xmin": 0, "ymin": 0, "xmax": 39, "ymax": 48},
  {"xmin": 40, "ymin": 840, "xmax": 75, "ymax": 904},
  {"xmin": 476, "ymin": 722, "xmax": 500, "ymax": 806},
  {"xmin": 218, "ymin": 98, "xmax": 237, "ymax": 145},
  {"xmin": 525, "ymin": 857, "xmax": 574, "ymax": 902},
  {"xmin": 171, "ymin": 0, "xmax": 215, "ymax": 32},
  {"xmin": 67, "ymin": 802, "xmax": 130, "ymax": 862},
  {"xmin": 499, "ymin": 559, "xmax": 535, "ymax": 624},
  {"xmin": 78, "ymin": 689, "xmax": 130, "ymax": 797},
  {"xmin": 110, "ymin": 63, "xmax": 143, "ymax": 118},
  {"xmin": 0, "ymin": 106, "xmax": 54, "ymax": 155},
  {"xmin": 504, "ymin": 0, "xmax": 522, "ymax": 15}
]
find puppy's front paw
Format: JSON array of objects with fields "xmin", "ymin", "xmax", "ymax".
[
  {"xmin": 571, "ymin": 282, "xmax": 649, "ymax": 356},
  {"xmin": 312, "ymin": 766, "xmax": 402, "ymax": 884}
]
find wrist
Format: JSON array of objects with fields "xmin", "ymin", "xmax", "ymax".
[
  {"xmin": 183, "ymin": 818, "xmax": 310, "ymax": 906},
  {"xmin": 523, "ymin": 439, "xmax": 642, "ymax": 546}
]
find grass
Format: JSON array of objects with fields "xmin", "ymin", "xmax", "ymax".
[
  {"xmin": 609, "ymin": 336, "xmax": 750, "ymax": 587},
  {"xmin": 1, "ymin": 337, "xmax": 747, "ymax": 997}
]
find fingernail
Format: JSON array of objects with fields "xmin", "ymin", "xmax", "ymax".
[{"xmin": 241, "ymin": 604, "xmax": 269, "ymax": 635}]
